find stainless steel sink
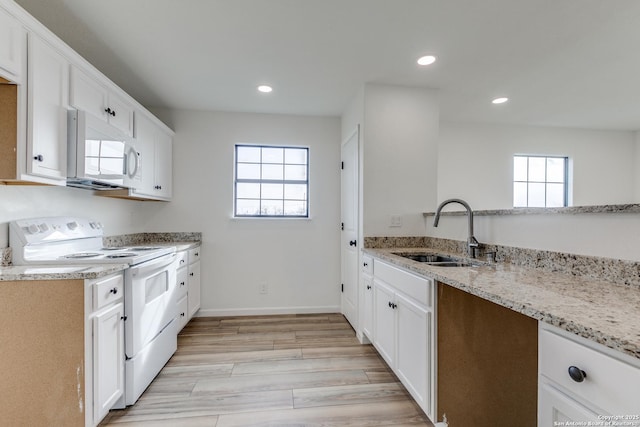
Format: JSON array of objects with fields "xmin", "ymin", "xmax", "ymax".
[{"xmin": 393, "ymin": 252, "xmax": 474, "ymax": 267}]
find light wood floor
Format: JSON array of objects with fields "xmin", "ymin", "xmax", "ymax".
[{"xmin": 101, "ymin": 313, "xmax": 433, "ymax": 426}]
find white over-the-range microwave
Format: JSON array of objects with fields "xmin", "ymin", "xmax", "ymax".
[{"xmin": 67, "ymin": 110, "xmax": 140, "ymax": 190}]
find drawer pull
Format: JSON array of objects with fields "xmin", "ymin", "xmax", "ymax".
[
  {"xmin": 366, "ymin": 285, "xmax": 371, "ymax": 290},
  {"xmin": 363, "ymin": 262, "xmax": 368, "ymax": 267},
  {"xmin": 109, "ymin": 288, "xmax": 118, "ymax": 294},
  {"xmin": 568, "ymin": 365, "xmax": 587, "ymax": 383}
]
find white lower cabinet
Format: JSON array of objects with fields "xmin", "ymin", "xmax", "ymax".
[
  {"xmin": 175, "ymin": 246, "xmax": 201, "ymax": 330},
  {"xmin": 396, "ymin": 291, "xmax": 430, "ymax": 410},
  {"xmin": 538, "ymin": 323, "xmax": 640, "ymax": 426},
  {"xmin": 86, "ymin": 272, "xmax": 126, "ymax": 426},
  {"xmin": 370, "ymin": 259, "xmax": 434, "ymax": 419},
  {"xmin": 538, "ymin": 380, "xmax": 600, "ymax": 424},
  {"xmin": 373, "ymin": 280, "xmax": 396, "ymax": 365},
  {"xmin": 92, "ymin": 302, "xmax": 125, "ymax": 424},
  {"xmin": 187, "ymin": 254, "xmax": 201, "ymax": 319}
]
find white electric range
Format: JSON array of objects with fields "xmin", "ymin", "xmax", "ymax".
[{"xmin": 9, "ymin": 217, "xmax": 180, "ymax": 407}]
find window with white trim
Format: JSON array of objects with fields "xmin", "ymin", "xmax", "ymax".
[
  {"xmin": 234, "ymin": 144, "xmax": 309, "ymax": 217},
  {"xmin": 513, "ymin": 155, "xmax": 568, "ymax": 208}
]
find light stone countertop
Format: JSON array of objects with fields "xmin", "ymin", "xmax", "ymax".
[
  {"xmin": 364, "ymin": 247, "xmax": 640, "ymax": 360},
  {"xmin": 0, "ymin": 264, "xmax": 128, "ymax": 281}
]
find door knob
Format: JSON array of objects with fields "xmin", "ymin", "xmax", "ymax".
[{"xmin": 349, "ymin": 240, "xmax": 357, "ymax": 247}]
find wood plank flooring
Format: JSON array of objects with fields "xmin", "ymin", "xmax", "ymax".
[{"xmin": 101, "ymin": 313, "xmax": 433, "ymax": 427}]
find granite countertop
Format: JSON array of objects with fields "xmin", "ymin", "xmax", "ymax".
[
  {"xmin": 0, "ymin": 263, "xmax": 128, "ymax": 281},
  {"xmin": 364, "ymin": 247, "xmax": 640, "ymax": 361}
]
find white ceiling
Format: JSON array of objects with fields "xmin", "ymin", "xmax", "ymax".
[{"xmin": 13, "ymin": 0, "xmax": 640, "ymax": 130}]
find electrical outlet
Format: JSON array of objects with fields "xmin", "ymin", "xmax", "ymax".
[
  {"xmin": 390, "ymin": 214, "xmax": 403, "ymax": 227},
  {"xmin": 259, "ymin": 282, "xmax": 268, "ymax": 295}
]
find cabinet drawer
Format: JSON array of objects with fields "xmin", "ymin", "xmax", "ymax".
[
  {"xmin": 93, "ymin": 274, "xmax": 124, "ymax": 310},
  {"xmin": 188, "ymin": 247, "xmax": 200, "ymax": 264},
  {"xmin": 362, "ymin": 255, "xmax": 373, "ymax": 275},
  {"xmin": 177, "ymin": 295, "xmax": 189, "ymax": 330},
  {"xmin": 539, "ymin": 326, "xmax": 640, "ymax": 414},
  {"xmin": 375, "ymin": 261, "xmax": 432, "ymax": 307},
  {"xmin": 176, "ymin": 250, "xmax": 188, "ymax": 268},
  {"xmin": 176, "ymin": 266, "xmax": 188, "ymax": 299}
]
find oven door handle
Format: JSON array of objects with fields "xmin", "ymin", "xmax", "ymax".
[{"xmin": 129, "ymin": 253, "xmax": 177, "ymax": 277}]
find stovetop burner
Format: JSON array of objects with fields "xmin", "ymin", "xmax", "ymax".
[
  {"xmin": 106, "ymin": 252, "xmax": 138, "ymax": 259},
  {"xmin": 64, "ymin": 252, "xmax": 102, "ymax": 259}
]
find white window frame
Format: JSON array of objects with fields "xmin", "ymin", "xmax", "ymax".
[
  {"xmin": 233, "ymin": 144, "xmax": 310, "ymax": 218},
  {"xmin": 513, "ymin": 155, "xmax": 569, "ymax": 208}
]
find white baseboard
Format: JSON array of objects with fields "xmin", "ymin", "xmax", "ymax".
[{"xmin": 195, "ymin": 305, "xmax": 342, "ymax": 318}]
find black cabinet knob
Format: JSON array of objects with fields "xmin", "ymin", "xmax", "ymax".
[
  {"xmin": 33, "ymin": 154, "xmax": 43, "ymax": 162},
  {"xmin": 189, "ymin": 272, "xmax": 194, "ymax": 276},
  {"xmin": 120, "ymin": 315, "xmax": 127, "ymax": 321},
  {"xmin": 366, "ymin": 285, "xmax": 371, "ymax": 290},
  {"xmin": 180, "ymin": 281, "xmax": 185, "ymax": 286},
  {"xmin": 349, "ymin": 240, "xmax": 357, "ymax": 247},
  {"xmin": 109, "ymin": 288, "xmax": 118, "ymax": 294},
  {"xmin": 363, "ymin": 262, "xmax": 368, "ymax": 267},
  {"xmin": 568, "ymin": 366, "xmax": 587, "ymax": 382}
]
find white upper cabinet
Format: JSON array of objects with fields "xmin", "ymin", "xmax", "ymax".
[
  {"xmin": 0, "ymin": 6, "xmax": 23, "ymax": 82},
  {"xmin": 131, "ymin": 112, "xmax": 173, "ymax": 200},
  {"xmin": 27, "ymin": 33, "xmax": 68, "ymax": 182},
  {"xmin": 69, "ymin": 65, "xmax": 134, "ymax": 137}
]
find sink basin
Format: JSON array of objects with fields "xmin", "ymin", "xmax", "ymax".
[
  {"xmin": 393, "ymin": 252, "xmax": 474, "ymax": 267},
  {"xmin": 397, "ymin": 254, "xmax": 458, "ymax": 263}
]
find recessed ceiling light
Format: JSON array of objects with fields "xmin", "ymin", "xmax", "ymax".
[
  {"xmin": 417, "ymin": 55, "xmax": 437, "ymax": 66},
  {"xmin": 257, "ymin": 85, "xmax": 273, "ymax": 93},
  {"xmin": 492, "ymin": 97, "xmax": 509, "ymax": 104}
]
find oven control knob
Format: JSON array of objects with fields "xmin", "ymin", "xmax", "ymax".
[
  {"xmin": 67, "ymin": 221, "xmax": 79, "ymax": 230},
  {"xmin": 38, "ymin": 223, "xmax": 49, "ymax": 232},
  {"xmin": 27, "ymin": 224, "xmax": 39, "ymax": 234}
]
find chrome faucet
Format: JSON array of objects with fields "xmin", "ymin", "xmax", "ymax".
[{"xmin": 433, "ymin": 198, "xmax": 480, "ymax": 258}]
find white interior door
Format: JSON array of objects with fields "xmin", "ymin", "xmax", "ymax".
[{"xmin": 341, "ymin": 127, "xmax": 359, "ymax": 328}]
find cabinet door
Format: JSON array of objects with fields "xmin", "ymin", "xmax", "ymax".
[
  {"xmin": 93, "ymin": 303, "xmax": 125, "ymax": 424},
  {"xmin": 27, "ymin": 34, "xmax": 68, "ymax": 181},
  {"xmin": 177, "ymin": 295, "xmax": 189, "ymax": 331},
  {"xmin": 188, "ymin": 260, "xmax": 201, "ymax": 319},
  {"xmin": 0, "ymin": 7, "xmax": 22, "ymax": 81},
  {"xmin": 362, "ymin": 274, "xmax": 374, "ymax": 340},
  {"xmin": 107, "ymin": 90, "xmax": 134, "ymax": 137},
  {"xmin": 396, "ymin": 292, "xmax": 431, "ymax": 417},
  {"xmin": 538, "ymin": 381, "xmax": 600, "ymax": 427},
  {"xmin": 154, "ymin": 129, "xmax": 173, "ymax": 199},
  {"xmin": 373, "ymin": 280, "xmax": 396, "ymax": 367},
  {"xmin": 69, "ymin": 66, "xmax": 108, "ymax": 121},
  {"xmin": 131, "ymin": 114, "xmax": 156, "ymax": 196}
]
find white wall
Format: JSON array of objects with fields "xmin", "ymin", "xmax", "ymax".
[
  {"xmin": 438, "ymin": 122, "xmax": 637, "ymax": 210},
  {"xmin": 429, "ymin": 121, "xmax": 640, "ymax": 261},
  {"xmin": 145, "ymin": 108, "xmax": 342, "ymax": 316},
  {"xmin": 0, "ymin": 185, "xmax": 159, "ymax": 247},
  {"xmin": 361, "ymin": 84, "xmax": 439, "ymax": 236}
]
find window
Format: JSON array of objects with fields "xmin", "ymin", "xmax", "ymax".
[
  {"xmin": 234, "ymin": 144, "xmax": 309, "ymax": 217},
  {"xmin": 513, "ymin": 155, "xmax": 568, "ymax": 208}
]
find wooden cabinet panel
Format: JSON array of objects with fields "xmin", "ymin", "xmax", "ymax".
[
  {"xmin": 437, "ymin": 282, "xmax": 538, "ymax": 427},
  {"xmin": 0, "ymin": 279, "xmax": 85, "ymax": 426}
]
